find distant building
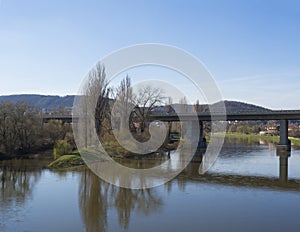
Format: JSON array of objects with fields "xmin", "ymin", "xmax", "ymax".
[{"xmin": 260, "ymin": 126, "xmax": 278, "ymax": 136}]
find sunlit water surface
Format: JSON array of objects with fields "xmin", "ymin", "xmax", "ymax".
[{"xmin": 1, "ymin": 138, "xmax": 300, "ymax": 232}]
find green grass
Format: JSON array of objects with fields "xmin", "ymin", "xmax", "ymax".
[
  {"xmin": 289, "ymin": 137, "xmax": 300, "ymax": 146},
  {"xmin": 225, "ymin": 132, "xmax": 279, "ymax": 142},
  {"xmin": 48, "ymin": 152, "xmax": 84, "ymax": 169},
  {"xmin": 223, "ymin": 132, "xmax": 300, "ymax": 146}
]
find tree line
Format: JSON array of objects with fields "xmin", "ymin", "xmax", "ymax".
[
  {"xmin": 2, "ymin": 63, "xmax": 214, "ymax": 158},
  {"xmin": 0, "ymin": 101, "xmax": 73, "ymax": 157},
  {"xmin": 0, "ymin": 63, "xmax": 167, "ymax": 158}
]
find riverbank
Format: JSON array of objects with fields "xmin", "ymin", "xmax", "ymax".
[
  {"xmin": 224, "ymin": 132, "xmax": 300, "ymax": 146},
  {"xmin": 0, "ymin": 148, "xmax": 54, "ymax": 161},
  {"xmin": 8, "ymin": 132, "xmax": 299, "ymax": 170},
  {"xmin": 47, "ymin": 141, "xmax": 179, "ymax": 170}
]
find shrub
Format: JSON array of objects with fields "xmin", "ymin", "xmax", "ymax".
[{"xmin": 53, "ymin": 140, "xmax": 72, "ymax": 159}]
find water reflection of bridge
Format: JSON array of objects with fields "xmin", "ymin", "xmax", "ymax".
[
  {"xmin": 183, "ymin": 162, "xmax": 300, "ymax": 192},
  {"xmin": 1, "ymin": 159, "xmax": 300, "ymax": 232}
]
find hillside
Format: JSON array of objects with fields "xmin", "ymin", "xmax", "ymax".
[
  {"xmin": 0, "ymin": 94, "xmax": 75, "ymax": 110},
  {"xmin": 170, "ymin": 100, "xmax": 271, "ymax": 114},
  {"xmin": 0, "ymin": 94, "xmax": 271, "ymax": 113},
  {"xmin": 214, "ymin": 100, "xmax": 271, "ymax": 113}
]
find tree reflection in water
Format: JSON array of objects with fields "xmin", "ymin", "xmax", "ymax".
[
  {"xmin": 79, "ymin": 169, "xmax": 109, "ymax": 232},
  {"xmin": 79, "ymin": 169, "xmax": 163, "ymax": 232},
  {"xmin": 78, "ymin": 149, "xmax": 203, "ymax": 231},
  {"xmin": 0, "ymin": 159, "xmax": 43, "ymax": 208}
]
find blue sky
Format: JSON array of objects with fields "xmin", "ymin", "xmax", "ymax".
[{"xmin": 0, "ymin": 0, "xmax": 300, "ymax": 109}]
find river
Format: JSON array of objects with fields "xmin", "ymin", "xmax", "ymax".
[{"xmin": 1, "ymin": 138, "xmax": 300, "ymax": 232}]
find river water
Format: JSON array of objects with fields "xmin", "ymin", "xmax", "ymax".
[{"xmin": 1, "ymin": 138, "xmax": 300, "ymax": 232}]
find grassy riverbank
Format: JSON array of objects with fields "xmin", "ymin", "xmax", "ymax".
[
  {"xmin": 48, "ymin": 132, "xmax": 300, "ymax": 170},
  {"xmin": 48, "ymin": 141, "xmax": 134, "ymax": 169},
  {"xmin": 48, "ymin": 151, "xmax": 84, "ymax": 169},
  {"xmin": 225, "ymin": 132, "xmax": 279, "ymax": 142},
  {"xmin": 224, "ymin": 132, "xmax": 300, "ymax": 146}
]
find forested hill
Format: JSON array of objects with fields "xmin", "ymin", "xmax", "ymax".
[
  {"xmin": 0, "ymin": 94, "xmax": 271, "ymax": 113},
  {"xmin": 0, "ymin": 94, "xmax": 75, "ymax": 110},
  {"xmin": 214, "ymin": 100, "xmax": 271, "ymax": 113},
  {"xmin": 170, "ymin": 100, "xmax": 271, "ymax": 113}
]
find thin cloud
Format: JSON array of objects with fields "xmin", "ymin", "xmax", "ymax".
[
  {"xmin": 219, "ymin": 71, "xmax": 300, "ymax": 84},
  {"xmin": 216, "ymin": 71, "xmax": 300, "ymax": 109},
  {"xmin": 219, "ymin": 74, "xmax": 267, "ymax": 83}
]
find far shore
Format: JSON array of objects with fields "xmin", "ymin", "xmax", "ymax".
[
  {"xmin": 222, "ymin": 132, "xmax": 300, "ymax": 147},
  {"xmin": 2, "ymin": 132, "xmax": 300, "ymax": 170}
]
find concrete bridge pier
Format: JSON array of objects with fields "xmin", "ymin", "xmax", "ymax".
[
  {"xmin": 277, "ymin": 119, "xmax": 291, "ymax": 182},
  {"xmin": 198, "ymin": 121, "xmax": 207, "ymax": 149},
  {"xmin": 186, "ymin": 120, "xmax": 206, "ymax": 151}
]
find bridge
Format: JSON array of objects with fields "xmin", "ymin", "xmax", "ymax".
[
  {"xmin": 43, "ymin": 110, "xmax": 300, "ymax": 182},
  {"xmin": 43, "ymin": 110, "xmax": 300, "ymax": 150},
  {"xmin": 150, "ymin": 110, "xmax": 300, "ymax": 121},
  {"xmin": 42, "ymin": 115, "xmax": 77, "ymax": 123},
  {"xmin": 42, "ymin": 110, "xmax": 300, "ymax": 123}
]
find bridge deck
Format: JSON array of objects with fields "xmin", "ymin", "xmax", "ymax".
[
  {"xmin": 42, "ymin": 110, "xmax": 300, "ymax": 122},
  {"xmin": 151, "ymin": 110, "xmax": 300, "ymax": 121}
]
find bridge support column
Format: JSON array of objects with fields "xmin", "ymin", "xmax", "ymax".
[
  {"xmin": 277, "ymin": 119, "xmax": 291, "ymax": 182},
  {"xmin": 198, "ymin": 121, "xmax": 207, "ymax": 149},
  {"xmin": 186, "ymin": 121, "xmax": 199, "ymax": 150},
  {"xmin": 278, "ymin": 119, "xmax": 291, "ymax": 150},
  {"xmin": 186, "ymin": 120, "xmax": 206, "ymax": 151}
]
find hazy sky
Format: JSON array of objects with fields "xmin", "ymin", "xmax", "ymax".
[{"xmin": 1, "ymin": 0, "xmax": 300, "ymax": 109}]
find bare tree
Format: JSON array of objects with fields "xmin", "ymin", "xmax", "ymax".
[
  {"xmin": 0, "ymin": 102, "xmax": 17, "ymax": 155},
  {"xmin": 0, "ymin": 101, "xmax": 43, "ymax": 155},
  {"xmin": 15, "ymin": 101, "xmax": 40, "ymax": 151},
  {"xmin": 166, "ymin": 97, "xmax": 175, "ymax": 114},
  {"xmin": 194, "ymin": 99, "xmax": 202, "ymax": 113},
  {"xmin": 43, "ymin": 120, "xmax": 67, "ymax": 144},
  {"xmin": 132, "ymin": 85, "xmax": 165, "ymax": 132},
  {"xmin": 84, "ymin": 63, "xmax": 111, "ymax": 136},
  {"xmin": 113, "ymin": 75, "xmax": 133, "ymax": 130},
  {"xmin": 179, "ymin": 96, "xmax": 188, "ymax": 113}
]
